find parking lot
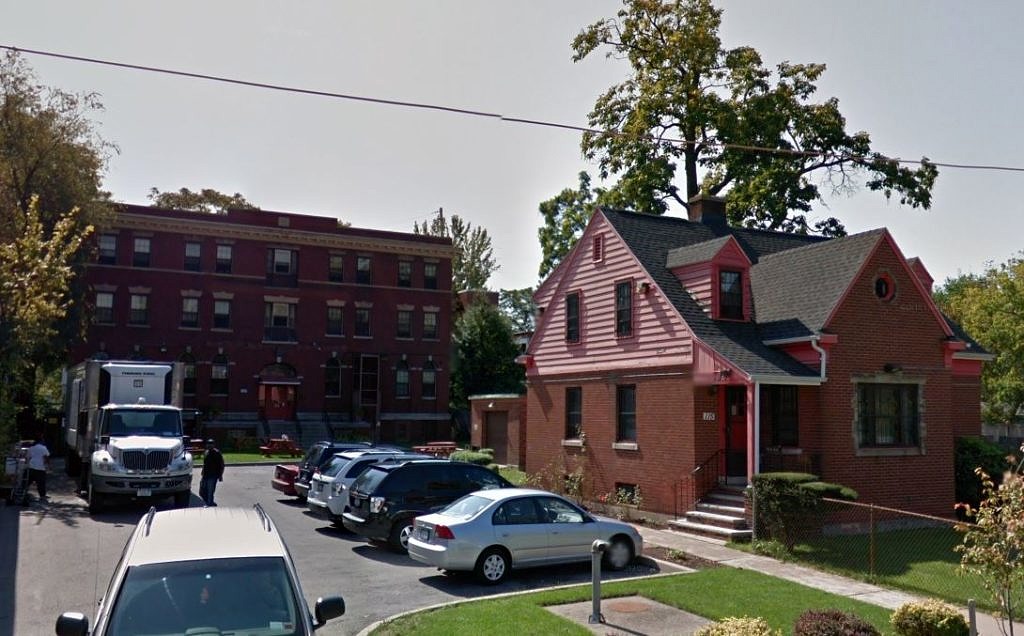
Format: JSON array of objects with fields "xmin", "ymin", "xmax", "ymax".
[{"xmin": 3, "ymin": 462, "xmax": 680, "ymax": 635}]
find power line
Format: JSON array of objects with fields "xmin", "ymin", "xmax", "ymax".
[{"xmin": 5, "ymin": 44, "xmax": 1024, "ymax": 174}]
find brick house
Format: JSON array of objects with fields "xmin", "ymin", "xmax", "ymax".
[
  {"xmin": 521, "ymin": 196, "xmax": 989, "ymax": 519},
  {"xmin": 70, "ymin": 204, "xmax": 455, "ymax": 445}
]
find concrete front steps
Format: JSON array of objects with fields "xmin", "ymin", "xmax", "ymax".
[{"xmin": 668, "ymin": 484, "xmax": 752, "ymax": 542}]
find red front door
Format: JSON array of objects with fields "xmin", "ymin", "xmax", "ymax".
[
  {"xmin": 259, "ymin": 384, "xmax": 296, "ymax": 420},
  {"xmin": 724, "ymin": 386, "xmax": 747, "ymax": 478}
]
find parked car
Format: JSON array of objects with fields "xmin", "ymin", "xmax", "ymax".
[
  {"xmin": 306, "ymin": 449, "xmax": 411, "ymax": 521},
  {"xmin": 55, "ymin": 505, "xmax": 345, "ymax": 636},
  {"xmin": 407, "ymin": 488, "xmax": 642, "ymax": 584},
  {"xmin": 274, "ymin": 440, "xmax": 372, "ymax": 501},
  {"xmin": 320, "ymin": 452, "xmax": 432, "ymax": 526},
  {"xmin": 271, "ymin": 463, "xmax": 301, "ymax": 497},
  {"xmin": 342, "ymin": 460, "xmax": 512, "ymax": 552}
]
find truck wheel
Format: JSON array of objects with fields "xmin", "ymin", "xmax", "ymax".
[
  {"xmin": 87, "ymin": 482, "xmax": 104, "ymax": 514},
  {"xmin": 173, "ymin": 491, "xmax": 191, "ymax": 508},
  {"xmin": 65, "ymin": 450, "xmax": 81, "ymax": 477}
]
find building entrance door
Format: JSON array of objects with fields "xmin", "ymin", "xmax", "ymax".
[
  {"xmin": 259, "ymin": 384, "xmax": 296, "ymax": 420},
  {"xmin": 485, "ymin": 411, "xmax": 509, "ymax": 464},
  {"xmin": 724, "ymin": 386, "xmax": 747, "ymax": 479}
]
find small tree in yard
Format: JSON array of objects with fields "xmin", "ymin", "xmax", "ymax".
[{"xmin": 956, "ymin": 444, "xmax": 1024, "ymax": 636}]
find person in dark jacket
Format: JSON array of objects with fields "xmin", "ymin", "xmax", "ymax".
[{"xmin": 199, "ymin": 439, "xmax": 225, "ymax": 506}]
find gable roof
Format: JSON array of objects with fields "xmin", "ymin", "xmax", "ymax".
[{"xmin": 666, "ymin": 236, "xmax": 735, "ymax": 269}]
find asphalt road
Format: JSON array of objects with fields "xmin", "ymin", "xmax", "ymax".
[{"xmin": 3, "ymin": 462, "xmax": 678, "ymax": 635}]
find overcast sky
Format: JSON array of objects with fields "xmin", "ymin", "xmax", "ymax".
[{"xmin": 2, "ymin": 1, "xmax": 1022, "ymax": 291}]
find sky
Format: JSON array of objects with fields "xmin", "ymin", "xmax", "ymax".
[{"xmin": 2, "ymin": 1, "xmax": 1023, "ymax": 292}]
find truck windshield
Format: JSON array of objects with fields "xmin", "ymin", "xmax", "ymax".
[{"xmin": 104, "ymin": 410, "xmax": 181, "ymax": 437}]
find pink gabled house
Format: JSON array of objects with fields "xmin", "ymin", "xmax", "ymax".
[{"xmin": 522, "ymin": 196, "xmax": 990, "ymax": 524}]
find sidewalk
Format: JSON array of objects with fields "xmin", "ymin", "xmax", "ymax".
[{"xmin": 638, "ymin": 526, "xmax": 1024, "ymax": 636}]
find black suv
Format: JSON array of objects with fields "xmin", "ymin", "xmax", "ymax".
[
  {"xmin": 293, "ymin": 441, "xmax": 374, "ymax": 500},
  {"xmin": 342, "ymin": 460, "xmax": 511, "ymax": 552}
]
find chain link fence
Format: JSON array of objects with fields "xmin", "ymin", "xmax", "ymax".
[{"xmin": 751, "ymin": 494, "xmax": 992, "ymax": 611}]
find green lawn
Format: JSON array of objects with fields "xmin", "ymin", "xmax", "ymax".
[
  {"xmin": 195, "ymin": 452, "xmax": 286, "ymax": 465},
  {"xmin": 371, "ymin": 568, "xmax": 896, "ymax": 635}
]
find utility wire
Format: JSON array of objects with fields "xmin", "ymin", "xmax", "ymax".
[{"xmin": 5, "ymin": 44, "xmax": 1024, "ymax": 174}]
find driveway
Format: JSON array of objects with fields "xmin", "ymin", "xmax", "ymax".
[{"xmin": 3, "ymin": 463, "xmax": 679, "ymax": 635}]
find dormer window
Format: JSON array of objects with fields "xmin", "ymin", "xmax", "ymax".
[{"xmin": 719, "ymin": 270, "xmax": 743, "ymax": 320}]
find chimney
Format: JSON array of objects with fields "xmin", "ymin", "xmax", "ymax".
[
  {"xmin": 906, "ymin": 257, "xmax": 934, "ymax": 292},
  {"xmin": 687, "ymin": 194, "xmax": 728, "ymax": 228}
]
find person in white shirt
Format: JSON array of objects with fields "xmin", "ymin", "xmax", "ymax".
[{"xmin": 26, "ymin": 437, "xmax": 50, "ymax": 500}]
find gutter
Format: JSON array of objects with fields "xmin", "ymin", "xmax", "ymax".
[{"xmin": 809, "ymin": 336, "xmax": 828, "ymax": 382}]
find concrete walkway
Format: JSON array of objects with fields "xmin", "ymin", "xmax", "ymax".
[{"xmin": 638, "ymin": 526, "xmax": 1024, "ymax": 636}]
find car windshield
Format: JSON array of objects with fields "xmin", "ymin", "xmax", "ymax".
[
  {"xmin": 104, "ymin": 556, "xmax": 305, "ymax": 636},
  {"xmin": 439, "ymin": 494, "xmax": 493, "ymax": 520},
  {"xmin": 103, "ymin": 409, "xmax": 181, "ymax": 438}
]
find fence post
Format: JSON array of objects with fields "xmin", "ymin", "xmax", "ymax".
[
  {"xmin": 968, "ymin": 599, "xmax": 977, "ymax": 636},
  {"xmin": 869, "ymin": 503, "xmax": 876, "ymax": 579}
]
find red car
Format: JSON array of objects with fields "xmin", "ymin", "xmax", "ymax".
[{"xmin": 271, "ymin": 463, "xmax": 301, "ymax": 496}]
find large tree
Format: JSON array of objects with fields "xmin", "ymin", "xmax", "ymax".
[
  {"xmin": 936, "ymin": 260, "xmax": 1024, "ymax": 425},
  {"xmin": 0, "ymin": 51, "xmax": 111, "ymax": 438},
  {"xmin": 148, "ymin": 187, "xmax": 258, "ymax": 214},
  {"xmin": 498, "ymin": 287, "xmax": 536, "ymax": 334},
  {"xmin": 414, "ymin": 207, "xmax": 497, "ymax": 292},
  {"xmin": 450, "ymin": 301, "xmax": 524, "ymax": 411},
  {"xmin": 540, "ymin": 0, "xmax": 937, "ymax": 276}
]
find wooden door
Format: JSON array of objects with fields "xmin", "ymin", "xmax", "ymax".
[
  {"xmin": 724, "ymin": 386, "xmax": 747, "ymax": 478},
  {"xmin": 485, "ymin": 411, "xmax": 509, "ymax": 464}
]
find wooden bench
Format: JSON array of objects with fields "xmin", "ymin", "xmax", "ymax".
[
  {"xmin": 412, "ymin": 441, "xmax": 458, "ymax": 458},
  {"xmin": 259, "ymin": 438, "xmax": 303, "ymax": 457}
]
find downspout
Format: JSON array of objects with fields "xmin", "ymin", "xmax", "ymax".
[{"xmin": 810, "ymin": 336, "xmax": 827, "ymax": 381}]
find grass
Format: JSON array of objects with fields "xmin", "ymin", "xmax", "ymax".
[
  {"xmin": 498, "ymin": 465, "xmax": 528, "ymax": 485},
  {"xmin": 194, "ymin": 452, "xmax": 288, "ymax": 465},
  {"xmin": 370, "ymin": 568, "xmax": 896, "ymax": 635}
]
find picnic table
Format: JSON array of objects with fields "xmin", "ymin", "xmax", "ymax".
[
  {"xmin": 260, "ymin": 438, "xmax": 303, "ymax": 457},
  {"xmin": 411, "ymin": 441, "xmax": 458, "ymax": 458},
  {"xmin": 188, "ymin": 441, "xmax": 206, "ymax": 459}
]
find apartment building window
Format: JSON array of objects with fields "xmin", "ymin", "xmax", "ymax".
[
  {"xmin": 857, "ymin": 383, "xmax": 920, "ymax": 448},
  {"xmin": 180, "ymin": 353, "xmax": 196, "ymax": 396},
  {"xmin": 210, "ymin": 353, "xmax": 229, "ymax": 395},
  {"xmin": 184, "ymin": 241, "xmax": 201, "ymax": 271},
  {"xmin": 397, "ymin": 310, "xmax": 412, "ymax": 339},
  {"xmin": 264, "ymin": 302, "xmax": 297, "ymax": 342},
  {"xmin": 94, "ymin": 292, "xmax": 114, "ymax": 324},
  {"xmin": 422, "ymin": 360, "xmax": 437, "ymax": 399},
  {"xmin": 615, "ymin": 281, "xmax": 633, "ymax": 337},
  {"xmin": 423, "ymin": 311, "xmax": 438, "ymax": 340},
  {"xmin": 356, "ymin": 354, "xmax": 379, "ymax": 409},
  {"xmin": 395, "ymin": 360, "xmax": 410, "ymax": 398},
  {"xmin": 129, "ymin": 294, "xmax": 149, "ymax": 326},
  {"xmin": 565, "ymin": 292, "xmax": 580, "ymax": 343},
  {"xmin": 356, "ymin": 256, "xmax": 372, "ymax": 285},
  {"xmin": 272, "ymin": 248, "xmax": 294, "ymax": 274},
  {"xmin": 327, "ymin": 306, "xmax": 344, "ymax": 336},
  {"xmin": 98, "ymin": 234, "xmax": 117, "ymax": 265},
  {"xmin": 423, "ymin": 262, "xmax": 438, "ymax": 289},
  {"xmin": 565, "ymin": 387, "xmax": 582, "ymax": 439},
  {"xmin": 213, "ymin": 300, "xmax": 231, "ymax": 329},
  {"xmin": 133, "ymin": 237, "xmax": 151, "ymax": 267},
  {"xmin": 324, "ymin": 358, "xmax": 341, "ymax": 397},
  {"xmin": 355, "ymin": 308, "xmax": 371, "ymax": 337},
  {"xmin": 616, "ymin": 384, "xmax": 637, "ymax": 442},
  {"xmin": 719, "ymin": 270, "xmax": 743, "ymax": 320},
  {"xmin": 329, "ymin": 254, "xmax": 344, "ymax": 283},
  {"xmin": 398, "ymin": 261, "xmax": 412, "ymax": 287},
  {"xmin": 180, "ymin": 297, "xmax": 199, "ymax": 328},
  {"xmin": 215, "ymin": 245, "xmax": 232, "ymax": 273}
]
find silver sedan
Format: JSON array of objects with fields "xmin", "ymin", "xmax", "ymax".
[{"xmin": 407, "ymin": 488, "xmax": 642, "ymax": 584}]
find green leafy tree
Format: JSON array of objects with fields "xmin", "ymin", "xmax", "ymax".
[
  {"xmin": 0, "ymin": 50, "xmax": 111, "ymax": 437},
  {"xmin": 538, "ymin": 171, "xmax": 623, "ymax": 279},
  {"xmin": 538, "ymin": 0, "xmax": 937, "ymax": 275},
  {"xmin": 498, "ymin": 287, "xmax": 537, "ymax": 334},
  {"xmin": 450, "ymin": 302, "xmax": 524, "ymax": 410},
  {"xmin": 414, "ymin": 207, "xmax": 496, "ymax": 292},
  {"xmin": 148, "ymin": 187, "xmax": 259, "ymax": 214},
  {"xmin": 956, "ymin": 447, "xmax": 1024, "ymax": 635},
  {"xmin": 935, "ymin": 260, "xmax": 1024, "ymax": 424}
]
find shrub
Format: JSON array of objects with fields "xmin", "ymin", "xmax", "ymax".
[
  {"xmin": 751, "ymin": 539, "xmax": 790, "ymax": 561},
  {"xmin": 752, "ymin": 473, "xmax": 859, "ymax": 550},
  {"xmin": 891, "ymin": 599, "xmax": 968, "ymax": 636},
  {"xmin": 954, "ymin": 436, "xmax": 1007, "ymax": 512},
  {"xmin": 793, "ymin": 609, "xmax": 880, "ymax": 636},
  {"xmin": 449, "ymin": 449, "xmax": 493, "ymax": 466},
  {"xmin": 695, "ymin": 616, "xmax": 780, "ymax": 636},
  {"xmin": 801, "ymin": 481, "xmax": 859, "ymax": 501}
]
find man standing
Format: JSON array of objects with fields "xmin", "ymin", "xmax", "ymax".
[
  {"xmin": 199, "ymin": 439, "xmax": 225, "ymax": 506},
  {"xmin": 26, "ymin": 436, "xmax": 50, "ymax": 501}
]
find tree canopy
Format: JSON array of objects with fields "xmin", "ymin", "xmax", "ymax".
[
  {"xmin": 538, "ymin": 0, "xmax": 937, "ymax": 278},
  {"xmin": 935, "ymin": 260, "xmax": 1024, "ymax": 425},
  {"xmin": 498, "ymin": 287, "xmax": 536, "ymax": 334},
  {"xmin": 148, "ymin": 187, "xmax": 258, "ymax": 214},
  {"xmin": 414, "ymin": 207, "xmax": 497, "ymax": 292},
  {"xmin": 450, "ymin": 301, "xmax": 524, "ymax": 410}
]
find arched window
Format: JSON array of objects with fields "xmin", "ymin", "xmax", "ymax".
[
  {"xmin": 325, "ymin": 358, "xmax": 341, "ymax": 397},
  {"xmin": 395, "ymin": 360, "xmax": 410, "ymax": 399}
]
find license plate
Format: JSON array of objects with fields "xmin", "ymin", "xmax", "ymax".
[
  {"xmin": 417, "ymin": 527, "xmax": 431, "ymax": 541},
  {"xmin": 137, "ymin": 488, "xmax": 152, "ymax": 497}
]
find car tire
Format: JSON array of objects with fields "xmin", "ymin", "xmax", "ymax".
[
  {"xmin": 388, "ymin": 519, "xmax": 414, "ymax": 553},
  {"xmin": 603, "ymin": 536, "xmax": 635, "ymax": 571},
  {"xmin": 474, "ymin": 547, "xmax": 510, "ymax": 585}
]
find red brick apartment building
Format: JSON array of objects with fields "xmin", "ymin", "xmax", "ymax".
[
  {"xmin": 70, "ymin": 204, "xmax": 455, "ymax": 445},
  {"xmin": 521, "ymin": 196, "xmax": 991, "ymax": 519}
]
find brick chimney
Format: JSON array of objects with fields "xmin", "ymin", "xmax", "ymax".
[{"xmin": 687, "ymin": 194, "xmax": 728, "ymax": 228}]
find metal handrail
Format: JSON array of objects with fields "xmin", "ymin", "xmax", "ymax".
[{"xmin": 677, "ymin": 448, "xmax": 726, "ymax": 516}]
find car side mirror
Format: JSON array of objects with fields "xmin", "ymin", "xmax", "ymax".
[
  {"xmin": 314, "ymin": 595, "xmax": 346, "ymax": 628},
  {"xmin": 55, "ymin": 612, "xmax": 89, "ymax": 636}
]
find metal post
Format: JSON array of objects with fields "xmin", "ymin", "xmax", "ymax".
[
  {"xmin": 968, "ymin": 599, "xmax": 977, "ymax": 636},
  {"xmin": 869, "ymin": 504, "xmax": 876, "ymax": 579},
  {"xmin": 589, "ymin": 540, "xmax": 608, "ymax": 624}
]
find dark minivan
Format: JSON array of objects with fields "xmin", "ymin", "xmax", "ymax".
[{"xmin": 342, "ymin": 460, "xmax": 511, "ymax": 552}]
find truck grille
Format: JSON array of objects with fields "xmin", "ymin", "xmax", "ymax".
[{"xmin": 122, "ymin": 450, "xmax": 171, "ymax": 471}]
